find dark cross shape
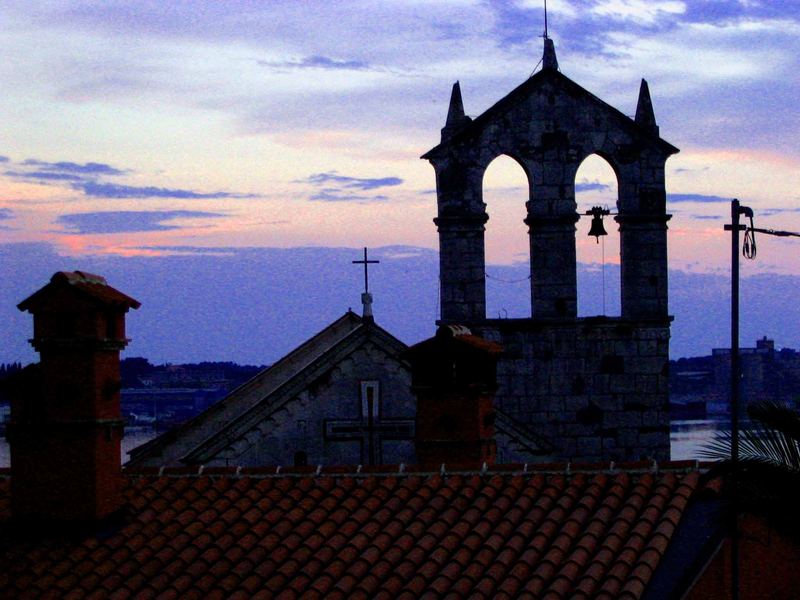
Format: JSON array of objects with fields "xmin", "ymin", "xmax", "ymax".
[
  {"xmin": 324, "ymin": 385, "xmax": 414, "ymax": 465},
  {"xmin": 352, "ymin": 247, "xmax": 379, "ymax": 293},
  {"xmin": 325, "ymin": 417, "xmax": 415, "ymax": 466}
]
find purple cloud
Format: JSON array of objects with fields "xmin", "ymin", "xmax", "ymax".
[
  {"xmin": 668, "ymin": 194, "xmax": 730, "ymax": 204},
  {"xmin": 576, "ymin": 181, "xmax": 611, "ymax": 193},
  {"xmin": 6, "ymin": 170, "xmax": 87, "ymax": 182},
  {"xmin": 6, "ymin": 159, "xmax": 126, "ymax": 184},
  {"xmin": 21, "ymin": 159, "xmax": 125, "ymax": 176},
  {"xmin": 0, "ymin": 208, "xmax": 12, "ymax": 230},
  {"xmin": 57, "ymin": 210, "xmax": 224, "ymax": 234},
  {"xmin": 74, "ymin": 181, "xmax": 256, "ymax": 200},
  {"xmin": 300, "ymin": 171, "xmax": 401, "ymax": 202},
  {"xmin": 310, "ymin": 190, "xmax": 389, "ymax": 202},
  {"xmin": 3, "ymin": 156, "xmax": 257, "ymax": 200},
  {"xmin": 259, "ymin": 55, "xmax": 370, "ymax": 71},
  {"xmin": 304, "ymin": 172, "xmax": 403, "ymax": 191}
]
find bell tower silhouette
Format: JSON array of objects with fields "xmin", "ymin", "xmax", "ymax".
[{"xmin": 422, "ymin": 36, "xmax": 678, "ymax": 461}]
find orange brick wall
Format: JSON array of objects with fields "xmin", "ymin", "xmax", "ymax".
[{"xmin": 687, "ymin": 514, "xmax": 800, "ymax": 600}]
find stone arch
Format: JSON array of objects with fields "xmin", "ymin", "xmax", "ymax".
[
  {"xmin": 424, "ymin": 49, "xmax": 680, "ymax": 462},
  {"xmin": 425, "ymin": 68, "xmax": 677, "ymax": 323},
  {"xmin": 482, "ymin": 153, "xmax": 533, "ymax": 319},
  {"xmin": 575, "ymin": 153, "xmax": 621, "ymax": 317}
]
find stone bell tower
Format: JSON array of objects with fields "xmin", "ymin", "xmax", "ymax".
[
  {"xmin": 422, "ymin": 38, "xmax": 678, "ymax": 461},
  {"xmin": 11, "ymin": 271, "xmax": 140, "ymax": 521}
]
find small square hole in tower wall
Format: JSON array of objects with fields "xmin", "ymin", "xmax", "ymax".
[{"xmin": 600, "ymin": 355, "xmax": 625, "ymax": 374}]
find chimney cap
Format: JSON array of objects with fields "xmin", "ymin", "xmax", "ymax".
[
  {"xmin": 432, "ymin": 325, "xmax": 503, "ymax": 354},
  {"xmin": 18, "ymin": 271, "xmax": 141, "ymax": 313},
  {"xmin": 405, "ymin": 325, "xmax": 503, "ymax": 364}
]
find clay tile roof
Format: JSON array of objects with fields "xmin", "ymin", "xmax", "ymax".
[{"xmin": 0, "ymin": 464, "xmax": 713, "ymax": 599}]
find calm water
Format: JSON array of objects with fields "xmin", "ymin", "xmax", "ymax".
[
  {"xmin": 0, "ymin": 428, "xmax": 159, "ymax": 468},
  {"xmin": 0, "ymin": 420, "xmax": 724, "ymax": 468},
  {"xmin": 669, "ymin": 419, "xmax": 726, "ymax": 461}
]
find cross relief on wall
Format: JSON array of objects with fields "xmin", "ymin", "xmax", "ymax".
[{"xmin": 324, "ymin": 380, "xmax": 415, "ymax": 465}]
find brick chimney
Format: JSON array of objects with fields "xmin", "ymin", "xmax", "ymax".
[
  {"xmin": 405, "ymin": 325, "xmax": 502, "ymax": 470},
  {"xmin": 10, "ymin": 271, "xmax": 140, "ymax": 521}
]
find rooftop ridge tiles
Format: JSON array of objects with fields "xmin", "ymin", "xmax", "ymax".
[
  {"xmin": 119, "ymin": 459, "xmax": 707, "ymax": 480},
  {"xmin": 0, "ymin": 463, "xmax": 717, "ymax": 599}
]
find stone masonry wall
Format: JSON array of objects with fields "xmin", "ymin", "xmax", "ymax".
[
  {"xmin": 425, "ymin": 65, "xmax": 678, "ymax": 462},
  {"xmin": 213, "ymin": 341, "xmax": 415, "ymax": 467},
  {"xmin": 476, "ymin": 318, "xmax": 671, "ymax": 462}
]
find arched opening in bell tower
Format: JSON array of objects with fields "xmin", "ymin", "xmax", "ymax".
[
  {"xmin": 575, "ymin": 154, "xmax": 621, "ymax": 317},
  {"xmin": 482, "ymin": 154, "xmax": 532, "ymax": 319}
]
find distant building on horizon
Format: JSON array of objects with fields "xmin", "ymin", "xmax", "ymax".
[{"xmin": 671, "ymin": 336, "xmax": 800, "ymax": 416}]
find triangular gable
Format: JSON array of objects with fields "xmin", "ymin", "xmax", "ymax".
[
  {"xmin": 422, "ymin": 69, "xmax": 678, "ymax": 160},
  {"xmin": 127, "ymin": 313, "xmax": 410, "ymax": 466},
  {"xmin": 181, "ymin": 322, "xmax": 410, "ymax": 464}
]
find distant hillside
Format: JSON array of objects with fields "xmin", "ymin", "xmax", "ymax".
[
  {"xmin": 3, "ymin": 242, "xmax": 800, "ymax": 364},
  {"xmin": 120, "ymin": 357, "xmax": 264, "ymax": 389}
]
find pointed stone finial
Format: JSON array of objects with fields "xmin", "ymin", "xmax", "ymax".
[
  {"xmin": 446, "ymin": 81, "xmax": 465, "ymax": 127},
  {"xmin": 441, "ymin": 81, "xmax": 469, "ymax": 140},
  {"xmin": 542, "ymin": 37, "xmax": 559, "ymax": 71},
  {"xmin": 635, "ymin": 78, "xmax": 659, "ymax": 135}
]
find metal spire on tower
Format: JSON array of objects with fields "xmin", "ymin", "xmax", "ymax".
[
  {"xmin": 544, "ymin": 0, "xmax": 549, "ymax": 39},
  {"xmin": 541, "ymin": 0, "xmax": 559, "ymax": 71}
]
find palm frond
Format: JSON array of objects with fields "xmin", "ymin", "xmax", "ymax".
[
  {"xmin": 700, "ymin": 429, "xmax": 733, "ymax": 462},
  {"xmin": 747, "ymin": 400, "xmax": 800, "ymax": 444},
  {"xmin": 700, "ymin": 400, "xmax": 800, "ymax": 471},
  {"xmin": 700, "ymin": 401, "xmax": 800, "ymax": 540}
]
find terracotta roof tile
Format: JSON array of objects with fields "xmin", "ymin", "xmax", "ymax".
[{"xmin": 0, "ymin": 465, "xmax": 707, "ymax": 599}]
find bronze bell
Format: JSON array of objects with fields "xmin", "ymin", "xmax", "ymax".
[
  {"xmin": 586, "ymin": 206, "xmax": 610, "ymax": 243},
  {"xmin": 588, "ymin": 215, "xmax": 607, "ymax": 242}
]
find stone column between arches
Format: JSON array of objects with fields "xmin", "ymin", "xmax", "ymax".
[
  {"xmin": 434, "ymin": 160, "xmax": 489, "ymax": 324},
  {"xmin": 525, "ymin": 162, "xmax": 580, "ymax": 319},
  {"xmin": 616, "ymin": 160, "xmax": 671, "ymax": 319},
  {"xmin": 435, "ymin": 214, "xmax": 488, "ymax": 323}
]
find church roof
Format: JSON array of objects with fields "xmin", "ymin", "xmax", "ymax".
[
  {"xmin": 0, "ymin": 461, "xmax": 713, "ymax": 599},
  {"xmin": 422, "ymin": 67, "xmax": 679, "ymax": 160},
  {"xmin": 127, "ymin": 312, "xmax": 409, "ymax": 466}
]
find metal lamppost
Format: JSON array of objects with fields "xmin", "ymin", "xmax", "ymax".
[
  {"xmin": 724, "ymin": 199, "xmax": 751, "ymax": 600},
  {"xmin": 722, "ymin": 199, "xmax": 800, "ymax": 599}
]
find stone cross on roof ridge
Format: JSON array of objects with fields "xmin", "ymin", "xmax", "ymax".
[{"xmin": 352, "ymin": 247, "xmax": 379, "ymax": 321}]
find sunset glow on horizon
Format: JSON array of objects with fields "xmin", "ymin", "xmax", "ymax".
[{"xmin": 1, "ymin": 1, "xmax": 798, "ymax": 273}]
